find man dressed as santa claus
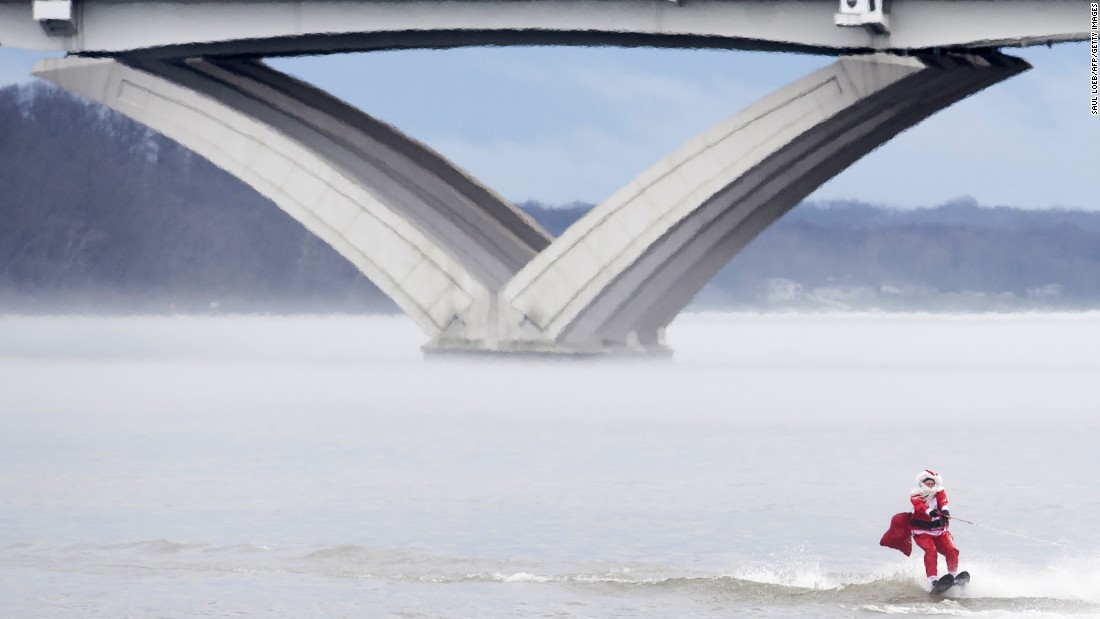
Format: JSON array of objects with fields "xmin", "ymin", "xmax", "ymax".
[{"xmin": 910, "ymin": 469, "xmax": 968, "ymax": 591}]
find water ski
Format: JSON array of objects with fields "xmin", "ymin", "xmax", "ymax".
[{"xmin": 930, "ymin": 571, "xmax": 970, "ymax": 595}]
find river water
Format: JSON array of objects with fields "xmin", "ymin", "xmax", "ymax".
[{"xmin": 2, "ymin": 312, "xmax": 1098, "ymax": 617}]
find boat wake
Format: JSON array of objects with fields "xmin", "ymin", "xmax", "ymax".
[{"xmin": 4, "ymin": 541, "xmax": 1097, "ymax": 616}]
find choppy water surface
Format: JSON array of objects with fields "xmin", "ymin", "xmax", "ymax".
[{"xmin": 2, "ymin": 313, "xmax": 1099, "ymax": 617}]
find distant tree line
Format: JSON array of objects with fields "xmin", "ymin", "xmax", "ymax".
[
  {"xmin": 2, "ymin": 82, "xmax": 1098, "ymax": 314},
  {"xmin": 1, "ymin": 82, "xmax": 389, "ymax": 314}
]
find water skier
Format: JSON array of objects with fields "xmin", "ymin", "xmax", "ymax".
[
  {"xmin": 909, "ymin": 469, "xmax": 966, "ymax": 590},
  {"xmin": 879, "ymin": 469, "xmax": 970, "ymax": 593}
]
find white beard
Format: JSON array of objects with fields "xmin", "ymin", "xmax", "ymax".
[{"xmin": 913, "ymin": 484, "xmax": 942, "ymax": 500}]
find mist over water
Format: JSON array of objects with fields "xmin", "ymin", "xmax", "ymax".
[{"xmin": 2, "ymin": 313, "xmax": 1098, "ymax": 617}]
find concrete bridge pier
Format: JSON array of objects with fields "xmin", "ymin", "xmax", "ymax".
[
  {"xmin": 33, "ymin": 55, "xmax": 551, "ymax": 350},
  {"xmin": 489, "ymin": 51, "xmax": 1030, "ymax": 356},
  {"xmin": 35, "ymin": 51, "xmax": 1029, "ymax": 357}
]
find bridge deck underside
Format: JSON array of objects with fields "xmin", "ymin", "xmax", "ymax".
[{"xmin": 2, "ymin": 0, "xmax": 1088, "ymax": 58}]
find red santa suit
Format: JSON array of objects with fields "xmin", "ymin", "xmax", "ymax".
[{"xmin": 909, "ymin": 469, "xmax": 960, "ymax": 581}]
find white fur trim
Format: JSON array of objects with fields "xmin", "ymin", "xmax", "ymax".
[{"xmin": 914, "ymin": 469, "xmax": 944, "ymax": 494}]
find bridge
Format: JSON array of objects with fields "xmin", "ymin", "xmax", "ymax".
[{"xmin": 0, "ymin": 1, "xmax": 1090, "ymax": 355}]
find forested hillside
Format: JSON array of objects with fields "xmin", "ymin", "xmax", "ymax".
[
  {"xmin": 3, "ymin": 82, "xmax": 1098, "ymax": 314},
  {"xmin": 1, "ymin": 82, "xmax": 389, "ymax": 313}
]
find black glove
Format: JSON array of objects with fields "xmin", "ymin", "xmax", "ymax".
[{"xmin": 940, "ymin": 509, "xmax": 950, "ymax": 522}]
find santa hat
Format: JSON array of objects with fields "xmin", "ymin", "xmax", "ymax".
[{"xmin": 915, "ymin": 469, "xmax": 943, "ymax": 489}]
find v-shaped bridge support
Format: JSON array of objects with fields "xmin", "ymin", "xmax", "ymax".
[{"xmin": 35, "ymin": 51, "xmax": 1028, "ymax": 355}]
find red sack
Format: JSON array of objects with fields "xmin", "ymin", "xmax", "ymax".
[{"xmin": 880, "ymin": 512, "xmax": 913, "ymax": 556}]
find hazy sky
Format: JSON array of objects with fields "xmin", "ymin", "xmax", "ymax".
[{"xmin": 1, "ymin": 41, "xmax": 1095, "ymax": 210}]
